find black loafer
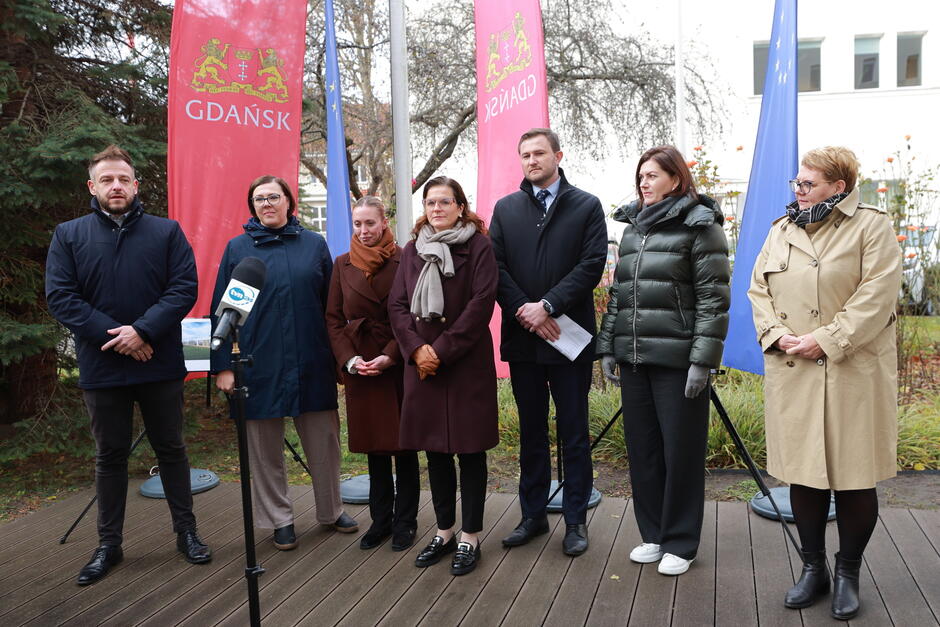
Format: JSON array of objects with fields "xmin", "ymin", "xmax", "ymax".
[
  {"xmin": 502, "ymin": 516, "xmax": 550, "ymax": 547},
  {"xmin": 177, "ymin": 529, "xmax": 212, "ymax": 564},
  {"xmin": 360, "ymin": 525, "xmax": 392, "ymax": 550},
  {"xmin": 77, "ymin": 545, "xmax": 123, "ymax": 585},
  {"xmin": 563, "ymin": 523, "xmax": 589, "ymax": 556},
  {"xmin": 415, "ymin": 535, "xmax": 457, "ymax": 567},
  {"xmin": 274, "ymin": 524, "xmax": 298, "ymax": 550},
  {"xmin": 329, "ymin": 511, "xmax": 359, "ymax": 534},
  {"xmin": 391, "ymin": 528, "xmax": 416, "ymax": 552},
  {"xmin": 451, "ymin": 541, "xmax": 481, "ymax": 576}
]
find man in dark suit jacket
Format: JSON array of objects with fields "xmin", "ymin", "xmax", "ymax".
[
  {"xmin": 46, "ymin": 145, "xmax": 211, "ymax": 586},
  {"xmin": 489, "ymin": 128, "xmax": 608, "ymax": 556}
]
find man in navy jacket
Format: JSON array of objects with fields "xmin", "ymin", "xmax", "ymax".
[
  {"xmin": 490, "ymin": 129, "xmax": 608, "ymax": 557},
  {"xmin": 46, "ymin": 145, "xmax": 211, "ymax": 585}
]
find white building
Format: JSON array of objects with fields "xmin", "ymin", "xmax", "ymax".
[{"xmin": 618, "ymin": 0, "xmax": 940, "ymax": 195}]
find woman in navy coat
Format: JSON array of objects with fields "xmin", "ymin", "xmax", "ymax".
[{"xmin": 211, "ymin": 175, "xmax": 357, "ymax": 550}]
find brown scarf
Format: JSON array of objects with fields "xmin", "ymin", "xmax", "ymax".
[{"xmin": 349, "ymin": 228, "xmax": 396, "ymax": 282}]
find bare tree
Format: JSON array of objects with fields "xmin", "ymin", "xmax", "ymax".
[{"xmin": 302, "ymin": 0, "xmax": 724, "ymax": 204}]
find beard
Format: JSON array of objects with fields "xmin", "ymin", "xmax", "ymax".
[
  {"xmin": 525, "ymin": 164, "xmax": 558, "ymax": 188},
  {"xmin": 97, "ymin": 192, "xmax": 136, "ymax": 214}
]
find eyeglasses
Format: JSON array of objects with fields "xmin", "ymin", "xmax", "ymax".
[
  {"xmin": 252, "ymin": 193, "xmax": 282, "ymax": 206},
  {"xmin": 423, "ymin": 198, "xmax": 456, "ymax": 209},
  {"xmin": 788, "ymin": 179, "xmax": 828, "ymax": 194}
]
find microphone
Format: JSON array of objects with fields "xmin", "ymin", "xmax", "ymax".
[{"xmin": 211, "ymin": 257, "xmax": 267, "ymax": 351}]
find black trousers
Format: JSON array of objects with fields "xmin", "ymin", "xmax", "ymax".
[
  {"xmin": 366, "ymin": 452, "xmax": 420, "ymax": 533},
  {"xmin": 510, "ymin": 359, "xmax": 593, "ymax": 524},
  {"xmin": 425, "ymin": 451, "xmax": 487, "ymax": 533},
  {"xmin": 83, "ymin": 378, "xmax": 196, "ymax": 546},
  {"xmin": 620, "ymin": 364, "xmax": 709, "ymax": 560}
]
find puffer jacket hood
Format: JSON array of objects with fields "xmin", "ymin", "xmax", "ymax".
[{"xmin": 597, "ymin": 193, "xmax": 731, "ymax": 370}]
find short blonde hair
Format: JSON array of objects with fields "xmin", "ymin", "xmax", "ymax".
[{"xmin": 801, "ymin": 146, "xmax": 861, "ymax": 192}]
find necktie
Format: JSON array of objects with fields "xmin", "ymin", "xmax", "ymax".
[{"xmin": 536, "ymin": 189, "xmax": 550, "ymax": 215}]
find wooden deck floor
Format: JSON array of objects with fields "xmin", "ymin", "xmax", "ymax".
[{"xmin": 1, "ymin": 481, "xmax": 938, "ymax": 626}]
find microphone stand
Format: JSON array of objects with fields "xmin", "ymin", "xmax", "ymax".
[{"xmin": 229, "ymin": 331, "xmax": 264, "ymax": 626}]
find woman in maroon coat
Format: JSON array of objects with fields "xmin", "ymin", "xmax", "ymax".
[
  {"xmin": 389, "ymin": 176, "xmax": 499, "ymax": 576},
  {"xmin": 326, "ymin": 196, "xmax": 420, "ymax": 552}
]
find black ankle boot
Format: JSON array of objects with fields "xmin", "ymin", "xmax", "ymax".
[
  {"xmin": 831, "ymin": 552, "xmax": 862, "ymax": 620},
  {"xmin": 784, "ymin": 549, "xmax": 830, "ymax": 608}
]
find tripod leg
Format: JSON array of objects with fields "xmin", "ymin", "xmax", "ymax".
[
  {"xmin": 545, "ymin": 407, "xmax": 623, "ymax": 509},
  {"xmin": 284, "ymin": 438, "xmax": 312, "ymax": 477},
  {"xmin": 709, "ymin": 385, "xmax": 804, "ymax": 562},
  {"xmin": 59, "ymin": 429, "xmax": 149, "ymax": 544}
]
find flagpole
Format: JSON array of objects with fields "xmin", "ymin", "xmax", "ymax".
[
  {"xmin": 674, "ymin": 0, "xmax": 686, "ymax": 155},
  {"xmin": 389, "ymin": 0, "xmax": 413, "ymax": 243}
]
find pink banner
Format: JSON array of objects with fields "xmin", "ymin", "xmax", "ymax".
[
  {"xmin": 474, "ymin": 0, "xmax": 550, "ymax": 376},
  {"xmin": 168, "ymin": 0, "xmax": 307, "ymax": 316}
]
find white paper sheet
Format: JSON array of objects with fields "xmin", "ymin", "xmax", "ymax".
[{"xmin": 546, "ymin": 314, "xmax": 592, "ymax": 361}]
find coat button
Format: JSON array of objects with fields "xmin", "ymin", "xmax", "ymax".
[
  {"xmin": 810, "ymin": 309, "xmax": 819, "ymax": 317},
  {"xmin": 810, "ymin": 259, "xmax": 818, "ymax": 267},
  {"xmin": 779, "ymin": 312, "xmax": 787, "ymax": 320},
  {"xmin": 816, "ymin": 358, "xmax": 825, "ymax": 366},
  {"xmin": 779, "ymin": 262, "xmax": 786, "ymax": 270},
  {"xmin": 786, "ymin": 361, "xmax": 795, "ymax": 367}
]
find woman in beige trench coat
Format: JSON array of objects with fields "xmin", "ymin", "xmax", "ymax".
[{"xmin": 748, "ymin": 146, "xmax": 902, "ymax": 620}]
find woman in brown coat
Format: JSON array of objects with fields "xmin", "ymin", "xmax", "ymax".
[
  {"xmin": 389, "ymin": 176, "xmax": 499, "ymax": 577},
  {"xmin": 748, "ymin": 146, "xmax": 902, "ymax": 620},
  {"xmin": 326, "ymin": 196, "xmax": 420, "ymax": 552}
]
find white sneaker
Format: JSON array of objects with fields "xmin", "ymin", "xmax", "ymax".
[
  {"xmin": 657, "ymin": 553, "xmax": 693, "ymax": 575},
  {"xmin": 629, "ymin": 543, "xmax": 663, "ymax": 563}
]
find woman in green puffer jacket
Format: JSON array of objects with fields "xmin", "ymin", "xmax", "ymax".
[{"xmin": 596, "ymin": 145, "xmax": 730, "ymax": 576}]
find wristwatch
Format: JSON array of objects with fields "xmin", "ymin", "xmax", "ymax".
[{"xmin": 540, "ymin": 299, "xmax": 554, "ymax": 314}]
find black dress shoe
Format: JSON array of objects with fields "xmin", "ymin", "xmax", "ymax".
[
  {"xmin": 784, "ymin": 549, "xmax": 830, "ymax": 608},
  {"xmin": 502, "ymin": 516, "xmax": 550, "ymax": 547},
  {"xmin": 177, "ymin": 529, "xmax": 212, "ymax": 564},
  {"xmin": 563, "ymin": 523, "xmax": 588, "ymax": 556},
  {"xmin": 360, "ymin": 525, "xmax": 392, "ymax": 550},
  {"xmin": 329, "ymin": 511, "xmax": 360, "ymax": 534},
  {"xmin": 77, "ymin": 545, "xmax": 123, "ymax": 585},
  {"xmin": 451, "ymin": 541, "xmax": 481, "ymax": 576},
  {"xmin": 391, "ymin": 528, "xmax": 416, "ymax": 552},
  {"xmin": 415, "ymin": 535, "xmax": 457, "ymax": 567},
  {"xmin": 831, "ymin": 552, "xmax": 863, "ymax": 620},
  {"xmin": 274, "ymin": 524, "xmax": 298, "ymax": 551}
]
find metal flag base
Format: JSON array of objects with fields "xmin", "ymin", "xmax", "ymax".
[
  {"xmin": 140, "ymin": 468, "xmax": 220, "ymax": 498},
  {"xmin": 750, "ymin": 486, "xmax": 836, "ymax": 523},
  {"xmin": 546, "ymin": 480, "xmax": 602, "ymax": 513}
]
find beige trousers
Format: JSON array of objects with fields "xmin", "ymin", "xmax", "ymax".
[{"xmin": 246, "ymin": 410, "xmax": 343, "ymax": 528}]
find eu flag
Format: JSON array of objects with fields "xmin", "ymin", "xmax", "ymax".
[
  {"xmin": 325, "ymin": 0, "xmax": 353, "ymax": 255},
  {"xmin": 723, "ymin": 0, "xmax": 798, "ymax": 375}
]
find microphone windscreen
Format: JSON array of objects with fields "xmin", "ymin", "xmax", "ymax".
[{"xmin": 231, "ymin": 256, "xmax": 266, "ymax": 290}]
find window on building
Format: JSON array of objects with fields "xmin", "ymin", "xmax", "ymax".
[
  {"xmin": 300, "ymin": 204, "xmax": 327, "ymax": 233},
  {"xmin": 753, "ymin": 43, "xmax": 769, "ymax": 95},
  {"xmin": 798, "ymin": 40, "xmax": 822, "ymax": 92},
  {"xmin": 898, "ymin": 33, "xmax": 924, "ymax": 87},
  {"xmin": 355, "ymin": 164, "xmax": 369, "ymax": 187},
  {"xmin": 854, "ymin": 36, "xmax": 881, "ymax": 89},
  {"xmin": 753, "ymin": 40, "xmax": 821, "ymax": 95}
]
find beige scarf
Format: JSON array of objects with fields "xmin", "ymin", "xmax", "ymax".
[{"xmin": 411, "ymin": 222, "xmax": 477, "ymax": 319}]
